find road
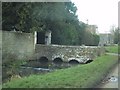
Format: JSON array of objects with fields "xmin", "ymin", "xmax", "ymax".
[{"xmin": 97, "ymin": 63, "xmax": 119, "ymax": 88}]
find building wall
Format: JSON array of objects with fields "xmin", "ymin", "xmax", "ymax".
[
  {"xmin": 45, "ymin": 30, "xmax": 51, "ymax": 45},
  {"xmin": 99, "ymin": 34, "xmax": 114, "ymax": 46},
  {"xmin": 86, "ymin": 25, "xmax": 97, "ymax": 34},
  {"xmin": 2, "ymin": 31, "xmax": 35, "ymax": 63}
]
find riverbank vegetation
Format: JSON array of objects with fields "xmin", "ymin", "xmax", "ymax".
[{"xmin": 3, "ymin": 54, "xmax": 118, "ymax": 88}]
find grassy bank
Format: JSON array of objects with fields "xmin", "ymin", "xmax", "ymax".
[
  {"xmin": 105, "ymin": 45, "xmax": 118, "ymax": 53},
  {"xmin": 3, "ymin": 54, "xmax": 118, "ymax": 88}
]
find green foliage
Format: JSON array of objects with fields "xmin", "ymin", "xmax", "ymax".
[
  {"xmin": 93, "ymin": 34, "xmax": 100, "ymax": 45},
  {"xmin": 2, "ymin": 2, "xmax": 99, "ymax": 45},
  {"xmin": 81, "ymin": 25, "xmax": 100, "ymax": 46},
  {"xmin": 2, "ymin": 2, "xmax": 31, "ymax": 32},
  {"xmin": 3, "ymin": 55, "xmax": 118, "ymax": 88}
]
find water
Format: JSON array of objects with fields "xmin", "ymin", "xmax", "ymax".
[
  {"xmin": 18, "ymin": 60, "xmax": 79, "ymax": 77},
  {"xmin": 18, "ymin": 66, "xmax": 52, "ymax": 77},
  {"xmin": 3, "ymin": 59, "xmax": 93, "ymax": 83}
]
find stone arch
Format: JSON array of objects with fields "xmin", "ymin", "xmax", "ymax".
[
  {"xmin": 85, "ymin": 60, "xmax": 93, "ymax": 64},
  {"xmin": 53, "ymin": 57, "xmax": 63, "ymax": 64},
  {"xmin": 69, "ymin": 59, "xmax": 79, "ymax": 64},
  {"xmin": 39, "ymin": 56, "xmax": 49, "ymax": 63}
]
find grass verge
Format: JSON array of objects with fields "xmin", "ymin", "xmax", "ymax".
[
  {"xmin": 3, "ymin": 54, "xmax": 118, "ymax": 88},
  {"xmin": 105, "ymin": 45, "xmax": 118, "ymax": 53}
]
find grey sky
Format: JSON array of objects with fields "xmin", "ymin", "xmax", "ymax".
[{"xmin": 71, "ymin": 0, "xmax": 119, "ymax": 33}]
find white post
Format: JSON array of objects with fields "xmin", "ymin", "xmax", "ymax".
[
  {"xmin": 45, "ymin": 30, "xmax": 51, "ymax": 45},
  {"xmin": 34, "ymin": 31, "xmax": 37, "ymax": 49}
]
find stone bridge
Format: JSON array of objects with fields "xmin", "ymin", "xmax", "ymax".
[
  {"xmin": 32, "ymin": 44, "xmax": 105, "ymax": 64},
  {"xmin": 2, "ymin": 31, "xmax": 105, "ymax": 65}
]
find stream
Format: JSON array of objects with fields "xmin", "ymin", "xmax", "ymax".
[
  {"xmin": 18, "ymin": 60, "xmax": 79, "ymax": 77},
  {"xmin": 3, "ymin": 59, "xmax": 90, "ymax": 83}
]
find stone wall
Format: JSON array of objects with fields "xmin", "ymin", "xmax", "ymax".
[
  {"xmin": 1, "ymin": 30, "xmax": 105, "ymax": 64},
  {"xmin": 34, "ymin": 44, "xmax": 105, "ymax": 63},
  {"xmin": 2, "ymin": 31, "xmax": 35, "ymax": 63}
]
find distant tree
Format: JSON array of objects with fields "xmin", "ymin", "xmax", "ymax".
[
  {"xmin": 81, "ymin": 24, "xmax": 100, "ymax": 46},
  {"xmin": 110, "ymin": 26, "xmax": 119, "ymax": 44},
  {"xmin": 113, "ymin": 27, "xmax": 119, "ymax": 44},
  {"xmin": 93, "ymin": 34, "xmax": 100, "ymax": 46}
]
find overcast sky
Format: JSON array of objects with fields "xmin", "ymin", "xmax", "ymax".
[{"xmin": 71, "ymin": 0, "xmax": 119, "ymax": 33}]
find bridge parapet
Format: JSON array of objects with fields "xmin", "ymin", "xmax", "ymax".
[{"xmin": 34, "ymin": 44, "xmax": 105, "ymax": 63}]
